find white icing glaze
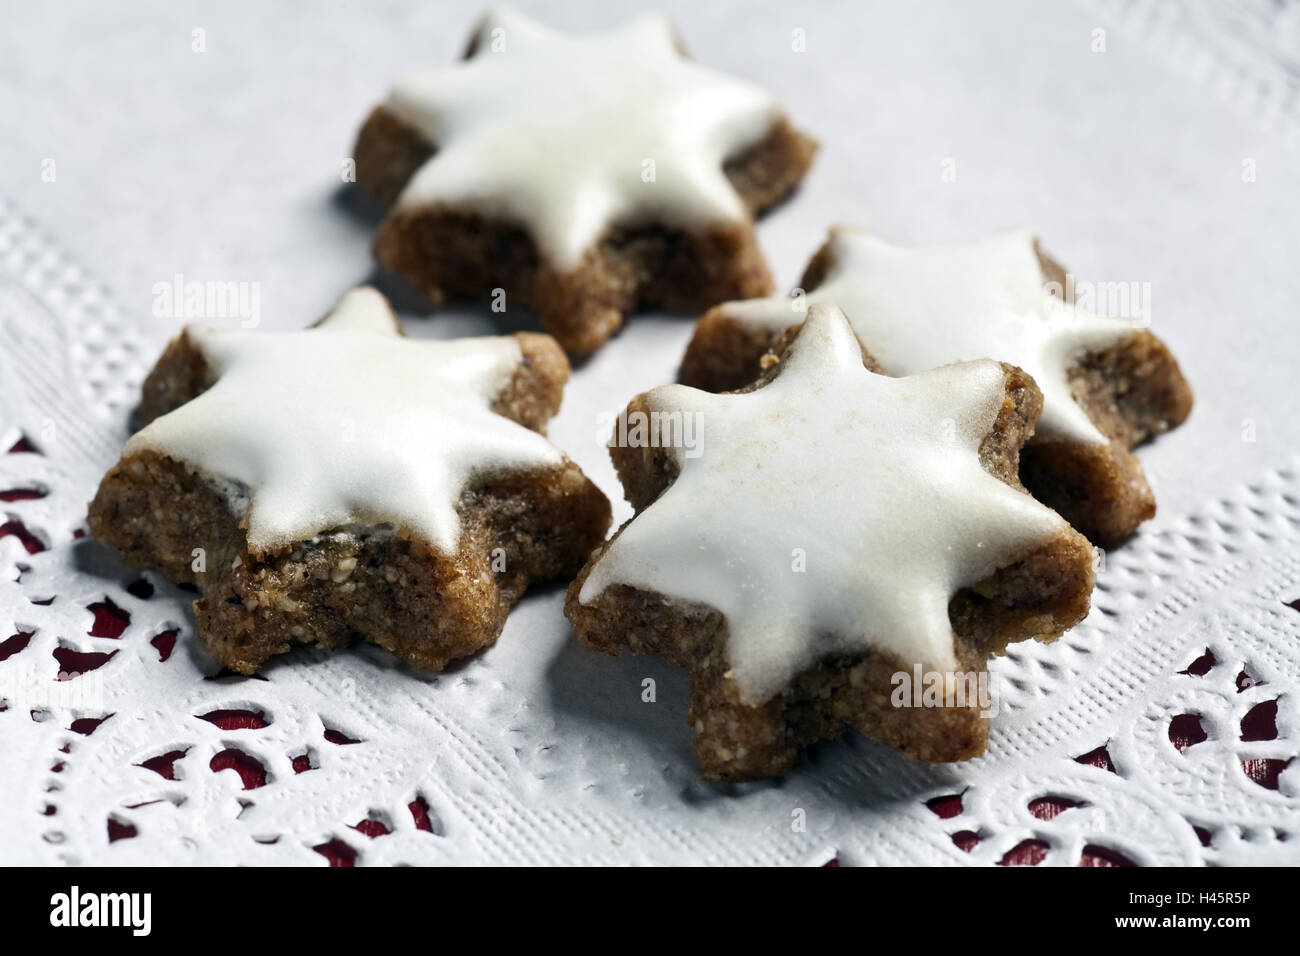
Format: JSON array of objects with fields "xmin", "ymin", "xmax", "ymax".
[
  {"xmin": 127, "ymin": 287, "xmax": 563, "ymax": 557},
  {"xmin": 721, "ymin": 227, "xmax": 1137, "ymax": 444},
  {"xmin": 385, "ymin": 6, "xmax": 781, "ymax": 270},
  {"xmin": 580, "ymin": 304, "xmax": 1071, "ymax": 705}
]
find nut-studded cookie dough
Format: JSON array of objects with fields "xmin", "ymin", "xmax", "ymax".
[
  {"xmin": 680, "ymin": 227, "xmax": 1194, "ymax": 545},
  {"xmin": 89, "ymin": 287, "xmax": 610, "ymax": 674},
  {"xmin": 354, "ymin": 6, "xmax": 817, "ymax": 357},
  {"xmin": 567, "ymin": 304, "xmax": 1095, "ymax": 782}
]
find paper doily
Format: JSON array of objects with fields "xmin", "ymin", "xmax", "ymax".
[{"xmin": 1, "ymin": 193, "xmax": 1296, "ymax": 867}]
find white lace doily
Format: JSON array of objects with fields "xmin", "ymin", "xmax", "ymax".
[
  {"xmin": 2, "ymin": 0, "xmax": 1298, "ymax": 866},
  {"xmin": 2, "ymin": 195, "xmax": 1296, "ymax": 868}
]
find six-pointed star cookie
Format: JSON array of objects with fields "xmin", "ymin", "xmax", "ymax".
[
  {"xmin": 89, "ymin": 287, "xmax": 610, "ymax": 674},
  {"xmin": 567, "ymin": 304, "xmax": 1095, "ymax": 781},
  {"xmin": 355, "ymin": 6, "xmax": 817, "ymax": 356},
  {"xmin": 680, "ymin": 227, "xmax": 1194, "ymax": 544}
]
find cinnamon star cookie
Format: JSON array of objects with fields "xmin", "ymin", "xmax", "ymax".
[
  {"xmin": 354, "ymin": 6, "xmax": 817, "ymax": 356},
  {"xmin": 567, "ymin": 304, "xmax": 1095, "ymax": 781},
  {"xmin": 90, "ymin": 287, "xmax": 610, "ymax": 674},
  {"xmin": 680, "ymin": 227, "xmax": 1194, "ymax": 544}
]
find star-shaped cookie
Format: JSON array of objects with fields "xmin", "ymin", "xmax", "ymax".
[
  {"xmin": 680, "ymin": 227, "xmax": 1194, "ymax": 544},
  {"xmin": 567, "ymin": 304, "xmax": 1095, "ymax": 781},
  {"xmin": 354, "ymin": 6, "xmax": 817, "ymax": 356},
  {"xmin": 90, "ymin": 287, "xmax": 610, "ymax": 674}
]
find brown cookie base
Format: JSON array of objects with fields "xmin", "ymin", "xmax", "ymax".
[
  {"xmin": 90, "ymin": 330, "xmax": 611, "ymax": 675},
  {"xmin": 355, "ymin": 104, "xmax": 817, "ymax": 357},
  {"xmin": 566, "ymin": 336, "xmax": 1095, "ymax": 781},
  {"xmin": 678, "ymin": 242, "xmax": 1194, "ymax": 546}
]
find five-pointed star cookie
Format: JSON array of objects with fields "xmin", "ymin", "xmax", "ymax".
[
  {"xmin": 680, "ymin": 227, "xmax": 1194, "ymax": 544},
  {"xmin": 354, "ymin": 6, "xmax": 817, "ymax": 356},
  {"xmin": 567, "ymin": 304, "xmax": 1095, "ymax": 781},
  {"xmin": 90, "ymin": 287, "xmax": 610, "ymax": 674}
]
